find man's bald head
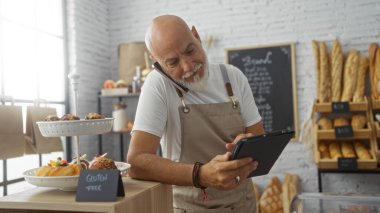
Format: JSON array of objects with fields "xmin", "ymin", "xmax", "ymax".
[{"xmin": 145, "ymin": 15, "xmax": 199, "ymax": 57}]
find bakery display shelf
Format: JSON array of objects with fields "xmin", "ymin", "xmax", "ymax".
[
  {"xmin": 371, "ymin": 96, "xmax": 380, "ymax": 110},
  {"xmin": 314, "ymin": 140, "xmax": 378, "ymax": 170},
  {"xmin": 317, "ymin": 123, "xmax": 373, "ymax": 140},
  {"xmin": 313, "ymin": 98, "xmax": 368, "ymax": 113}
]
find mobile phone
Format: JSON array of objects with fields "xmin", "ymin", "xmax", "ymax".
[
  {"xmin": 231, "ymin": 129, "xmax": 295, "ymax": 177},
  {"xmin": 152, "ymin": 62, "xmax": 189, "ymax": 93}
]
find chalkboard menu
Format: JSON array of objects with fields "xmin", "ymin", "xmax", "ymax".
[{"xmin": 226, "ymin": 43, "xmax": 298, "ymax": 140}]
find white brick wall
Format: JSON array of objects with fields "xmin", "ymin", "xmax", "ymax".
[{"xmin": 68, "ymin": 0, "xmax": 380, "ymax": 193}]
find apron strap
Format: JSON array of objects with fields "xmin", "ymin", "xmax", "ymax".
[
  {"xmin": 219, "ymin": 64, "xmax": 238, "ymax": 109},
  {"xmin": 175, "ymin": 88, "xmax": 190, "ymax": 113}
]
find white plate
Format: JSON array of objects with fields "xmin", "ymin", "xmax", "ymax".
[
  {"xmin": 23, "ymin": 162, "xmax": 130, "ymax": 191},
  {"xmin": 36, "ymin": 118, "xmax": 114, "ymax": 137}
]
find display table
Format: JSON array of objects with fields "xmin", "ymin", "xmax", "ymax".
[{"xmin": 0, "ymin": 177, "xmax": 173, "ymax": 213}]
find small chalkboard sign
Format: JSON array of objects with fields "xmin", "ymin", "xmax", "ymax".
[
  {"xmin": 335, "ymin": 125, "xmax": 354, "ymax": 138},
  {"xmin": 338, "ymin": 157, "xmax": 358, "ymax": 171},
  {"xmin": 226, "ymin": 43, "xmax": 298, "ymax": 140},
  {"xmin": 332, "ymin": 102, "xmax": 349, "ymax": 113},
  {"xmin": 76, "ymin": 170, "xmax": 125, "ymax": 202}
]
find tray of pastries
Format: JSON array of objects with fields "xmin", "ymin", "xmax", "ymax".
[
  {"xmin": 23, "ymin": 154, "xmax": 130, "ymax": 191},
  {"xmin": 37, "ymin": 113, "xmax": 114, "ymax": 137}
]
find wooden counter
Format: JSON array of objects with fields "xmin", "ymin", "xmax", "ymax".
[{"xmin": 0, "ymin": 177, "xmax": 173, "ymax": 213}]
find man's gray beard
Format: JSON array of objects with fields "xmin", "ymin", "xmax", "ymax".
[{"xmin": 180, "ymin": 63, "xmax": 209, "ymax": 92}]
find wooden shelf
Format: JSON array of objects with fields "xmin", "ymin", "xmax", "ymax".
[
  {"xmin": 314, "ymin": 98, "xmax": 368, "ymax": 113},
  {"xmin": 317, "ymin": 125, "xmax": 372, "ymax": 140},
  {"xmin": 371, "ymin": 96, "xmax": 380, "ymax": 110}
]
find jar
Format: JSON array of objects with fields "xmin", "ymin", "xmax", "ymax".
[{"xmin": 112, "ymin": 102, "xmax": 128, "ymax": 132}]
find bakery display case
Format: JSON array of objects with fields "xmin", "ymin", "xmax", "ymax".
[
  {"xmin": 291, "ymin": 193, "xmax": 380, "ymax": 213},
  {"xmin": 370, "ymin": 97, "xmax": 380, "ymax": 163}
]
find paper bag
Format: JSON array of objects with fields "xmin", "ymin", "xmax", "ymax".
[
  {"xmin": 25, "ymin": 106, "xmax": 63, "ymax": 154},
  {"xmin": 0, "ymin": 105, "xmax": 25, "ymax": 159},
  {"xmin": 118, "ymin": 42, "xmax": 148, "ymax": 85}
]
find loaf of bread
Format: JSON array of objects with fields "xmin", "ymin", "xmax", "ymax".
[
  {"xmin": 319, "ymin": 42, "xmax": 332, "ymax": 103},
  {"xmin": 329, "ymin": 142, "xmax": 342, "ymax": 160},
  {"xmin": 334, "ymin": 117, "xmax": 349, "ymax": 127},
  {"xmin": 331, "ymin": 40, "xmax": 343, "ymax": 102},
  {"xmin": 317, "ymin": 117, "xmax": 333, "ymax": 130},
  {"xmin": 351, "ymin": 114, "xmax": 367, "ymax": 129},
  {"xmin": 341, "ymin": 50, "xmax": 359, "ymax": 102},
  {"xmin": 353, "ymin": 56, "xmax": 369, "ymax": 102},
  {"xmin": 353, "ymin": 141, "xmax": 372, "ymax": 160},
  {"xmin": 312, "ymin": 40, "xmax": 320, "ymax": 101},
  {"xmin": 369, "ymin": 43, "xmax": 379, "ymax": 99},
  {"xmin": 259, "ymin": 176, "xmax": 283, "ymax": 213},
  {"xmin": 36, "ymin": 164, "xmax": 81, "ymax": 176},
  {"xmin": 341, "ymin": 142, "xmax": 356, "ymax": 158},
  {"xmin": 282, "ymin": 173, "xmax": 300, "ymax": 213}
]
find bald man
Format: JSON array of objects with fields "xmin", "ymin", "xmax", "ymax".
[{"xmin": 127, "ymin": 15, "xmax": 264, "ymax": 212}]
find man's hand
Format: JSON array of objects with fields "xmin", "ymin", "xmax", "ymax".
[
  {"xmin": 225, "ymin": 133, "xmax": 255, "ymax": 153},
  {"xmin": 198, "ymin": 151, "xmax": 258, "ymax": 190}
]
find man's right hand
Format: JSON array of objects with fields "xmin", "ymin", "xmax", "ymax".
[{"xmin": 199, "ymin": 152, "xmax": 258, "ymax": 190}]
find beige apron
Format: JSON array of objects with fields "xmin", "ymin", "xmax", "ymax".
[{"xmin": 173, "ymin": 65, "xmax": 256, "ymax": 213}]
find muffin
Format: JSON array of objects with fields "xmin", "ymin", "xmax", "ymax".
[
  {"xmin": 61, "ymin": 114, "xmax": 80, "ymax": 121},
  {"xmin": 85, "ymin": 112, "xmax": 104, "ymax": 120},
  {"xmin": 89, "ymin": 154, "xmax": 117, "ymax": 170},
  {"xmin": 44, "ymin": 115, "xmax": 60, "ymax": 121},
  {"xmin": 70, "ymin": 154, "xmax": 90, "ymax": 170}
]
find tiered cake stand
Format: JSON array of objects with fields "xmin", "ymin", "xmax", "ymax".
[{"xmin": 23, "ymin": 72, "xmax": 129, "ymax": 191}]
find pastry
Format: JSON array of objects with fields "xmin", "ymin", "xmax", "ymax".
[
  {"xmin": 319, "ymin": 141, "xmax": 331, "ymax": 159},
  {"xmin": 44, "ymin": 114, "xmax": 60, "ymax": 121},
  {"xmin": 115, "ymin": 80, "xmax": 127, "ymax": 88},
  {"xmin": 282, "ymin": 173, "xmax": 300, "ymax": 213},
  {"xmin": 259, "ymin": 176, "xmax": 283, "ymax": 213},
  {"xmin": 333, "ymin": 117, "xmax": 349, "ymax": 127},
  {"xmin": 341, "ymin": 50, "xmax": 359, "ymax": 102},
  {"xmin": 353, "ymin": 56, "xmax": 369, "ymax": 102},
  {"xmin": 331, "ymin": 39, "xmax": 343, "ymax": 102},
  {"xmin": 317, "ymin": 117, "xmax": 332, "ymax": 130},
  {"xmin": 103, "ymin": 80, "xmax": 116, "ymax": 89},
  {"xmin": 85, "ymin": 112, "xmax": 104, "ymax": 120},
  {"xmin": 89, "ymin": 153, "xmax": 117, "ymax": 170},
  {"xmin": 351, "ymin": 114, "xmax": 367, "ymax": 129},
  {"xmin": 353, "ymin": 141, "xmax": 372, "ymax": 160},
  {"xmin": 329, "ymin": 142, "xmax": 342, "ymax": 160},
  {"xmin": 341, "ymin": 142, "xmax": 356, "ymax": 158},
  {"xmin": 319, "ymin": 42, "xmax": 332, "ymax": 103},
  {"xmin": 369, "ymin": 43, "xmax": 378, "ymax": 99},
  {"xmin": 61, "ymin": 114, "xmax": 80, "ymax": 121},
  {"xmin": 70, "ymin": 154, "xmax": 90, "ymax": 170},
  {"xmin": 312, "ymin": 40, "xmax": 320, "ymax": 101},
  {"xmin": 36, "ymin": 158, "xmax": 81, "ymax": 176}
]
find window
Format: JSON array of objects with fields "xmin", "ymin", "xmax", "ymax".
[{"xmin": 0, "ymin": 0, "xmax": 67, "ymax": 196}]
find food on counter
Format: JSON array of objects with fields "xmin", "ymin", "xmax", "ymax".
[
  {"xmin": 85, "ymin": 112, "xmax": 104, "ymax": 120},
  {"xmin": 369, "ymin": 43, "xmax": 378, "ymax": 99},
  {"xmin": 70, "ymin": 154, "xmax": 90, "ymax": 170},
  {"xmin": 317, "ymin": 117, "xmax": 332, "ymax": 130},
  {"xmin": 341, "ymin": 142, "xmax": 356, "ymax": 158},
  {"xmin": 36, "ymin": 157, "xmax": 81, "ymax": 176},
  {"xmin": 61, "ymin": 114, "xmax": 80, "ymax": 121},
  {"xmin": 333, "ymin": 117, "xmax": 349, "ymax": 127},
  {"xmin": 341, "ymin": 50, "xmax": 359, "ymax": 102},
  {"xmin": 103, "ymin": 80, "xmax": 116, "ymax": 89},
  {"xmin": 351, "ymin": 114, "xmax": 367, "ymax": 129},
  {"xmin": 282, "ymin": 173, "xmax": 300, "ymax": 213},
  {"xmin": 353, "ymin": 56, "xmax": 368, "ymax": 102},
  {"xmin": 331, "ymin": 39, "xmax": 343, "ymax": 102},
  {"xmin": 89, "ymin": 153, "xmax": 117, "ymax": 170},
  {"xmin": 259, "ymin": 176, "xmax": 283, "ymax": 213},
  {"xmin": 115, "ymin": 80, "xmax": 127, "ymax": 88},
  {"xmin": 353, "ymin": 141, "xmax": 372, "ymax": 160},
  {"xmin": 329, "ymin": 142, "xmax": 343, "ymax": 160},
  {"xmin": 44, "ymin": 115, "xmax": 60, "ymax": 121}
]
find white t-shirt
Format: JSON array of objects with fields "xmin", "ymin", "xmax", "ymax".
[{"xmin": 132, "ymin": 63, "xmax": 262, "ymax": 161}]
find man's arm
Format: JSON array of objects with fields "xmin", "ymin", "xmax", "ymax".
[{"xmin": 245, "ymin": 121, "xmax": 265, "ymax": 135}]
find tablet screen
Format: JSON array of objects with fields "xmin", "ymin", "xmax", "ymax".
[{"xmin": 231, "ymin": 129, "xmax": 294, "ymax": 177}]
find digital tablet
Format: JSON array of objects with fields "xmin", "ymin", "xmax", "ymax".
[{"xmin": 231, "ymin": 129, "xmax": 295, "ymax": 177}]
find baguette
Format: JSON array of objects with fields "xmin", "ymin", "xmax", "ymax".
[
  {"xmin": 329, "ymin": 142, "xmax": 342, "ymax": 160},
  {"xmin": 331, "ymin": 39, "xmax": 343, "ymax": 102},
  {"xmin": 353, "ymin": 56, "xmax": 368, "ymax": 102},
  {"xmin": 369, "ymin": 43, "xmax": 378, "ymax": 99},
  {"xmin": 282, "ymin": 173, "xmax": 300, "ymax": 213},
  {"xmin": 353, "ymin": 141, "xmax": 372, "ymax": 160},
  {"xmin": 312, "ymin": 40, "xmax": 320, "ymax": 101},
  {"xmin": 341, "ymin": 142, "xmax": 356, "ymax": 158},
  {"xmin": 341, "ymin": 50, "xmax": 359, "ymax": 102},
  {"xmin": 319, "ymin": 42, "xmax": 332, "ymax": 103}
]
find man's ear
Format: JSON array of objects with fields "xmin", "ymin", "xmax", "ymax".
[{"xmin": 191, "ymin": 26, "xmax": 201, "ymax": 42}]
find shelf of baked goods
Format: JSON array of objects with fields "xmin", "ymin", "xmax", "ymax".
[
  {"xmin": 313, "ymin": 97, "xmax": 369, "ymax": 113},
  {"xmin": 314, "ymin": 139, "xmax": 378, "ymax": 170}
]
